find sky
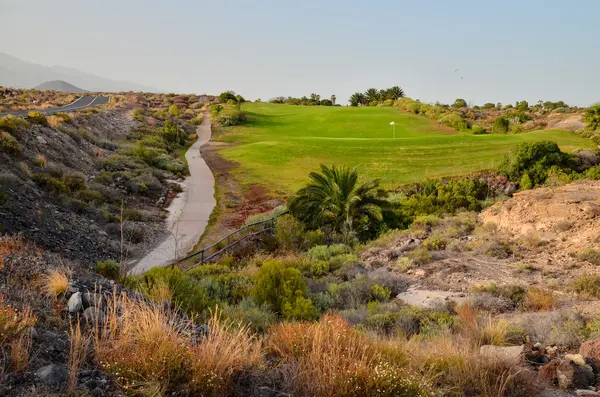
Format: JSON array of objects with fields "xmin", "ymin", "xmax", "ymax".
[{"xmin": 1, "ymin": 0, "xmax": 599, "ymax": 106}]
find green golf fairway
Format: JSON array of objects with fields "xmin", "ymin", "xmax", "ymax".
[{"xmin": 216, "ymin": 103, "xmax": 594, "ymax": 193}]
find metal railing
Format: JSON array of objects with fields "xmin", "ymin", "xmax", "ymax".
[{"xmin": 170, "ymin": 211, "xmax": 288, "ymax": 271}]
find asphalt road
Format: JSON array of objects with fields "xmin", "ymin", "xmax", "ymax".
[{"xmin": 0, "ymin": 95, "xmax": 110, "ymax": 118}]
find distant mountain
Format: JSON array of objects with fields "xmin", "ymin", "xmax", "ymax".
[
  {"xmin": 34, "ymin": 80, "xmax": 88, "ymax": 93},
  {"xmin": 0, "ymin": 53, "xmax": 160, "ymax": 93}
]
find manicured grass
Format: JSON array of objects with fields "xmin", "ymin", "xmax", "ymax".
[{"xmin": 216, "ymin": 103, "xmax": 594, "ymax": 193}]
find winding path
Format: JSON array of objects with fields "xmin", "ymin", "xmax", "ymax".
[
  {"xmin": 0, "ymin": 95, "xmax": 110, "ymax": 118},
  {"xmin": 129, "ymin": 112, "xmax": 216, "ymax": 275}
]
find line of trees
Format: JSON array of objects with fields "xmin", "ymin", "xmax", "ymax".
[
  {"xmin": 349, "ymin": 86, "xmax": 405, "ymax": 107},
  {"xmin": 270, "ymin": 93, "xmax": 337, "ymax": 106}
]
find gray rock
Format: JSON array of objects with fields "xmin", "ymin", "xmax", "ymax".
[
  {"xmin": 479, "ymin": 345, "xmax": 524, "ymax": 366},
  {"xmin": 557, "ymin": 359, "xmax": 595, "ymax": 389},
  {"xmin": 35, "ymin": 364, "xmax": 68, "ymax": 389},
  {"xmin": 575, "ymin": 390, "xmax": 600, "ymax": 397},
  {"xmin": 67, "ymin": 292, "xmax": 82, "ymax": 314},
  {"xmin": 83, "ymin": 307, "xmax": 105, "ymax": 326}
]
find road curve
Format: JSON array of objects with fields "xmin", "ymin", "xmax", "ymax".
[
  {"xmin": 129, "ymin": 112, "xmax": 216, "ymax": 275},
  {"xmin": 0, "ymin": 95, "xmax": 110, "ymax": 118}
]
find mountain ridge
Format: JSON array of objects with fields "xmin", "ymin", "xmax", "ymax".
[
  {"xmin": 0, "ymin": 53, "xmax": 160, "ymax": 93},
  {"xmin": 33, "ymin": 80, "xmax": 88, "ymax": 93}
]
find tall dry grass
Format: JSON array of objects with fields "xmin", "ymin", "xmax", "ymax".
[
  {"xmin": 0, "ymin": 235, "xmax": 28, "ymax": 268},
  {"xmin": 266, "ymin": 314, "xmax": 430, "ymax": 397},
  {"xmin": 189, "ymin": 309, "xmax": 263, "ymax": 394},
  {"xmin": 0, "ymin": 298, "xmax": 37, "ymax": 373},
  {"xmin": 68, "ymin": 322, "xmax": 89, "ymax": 393}
]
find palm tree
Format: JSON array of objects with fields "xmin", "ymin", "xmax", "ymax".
[
  {"xmin": 386, "ymin": 86, "xmax": 405, "ymax": 100},
  {"xmin": 584, "ymin": 104, "xmax": 600, "ymax": 131},
  {"xmin": 288, "ymin": 165, "xmax": 389, "ymax": 240},
  {"xmin": 365, "ymin": 88, "xmax": 380, "ymax": 103},
  {"xmin": 349, "ymin": 92, "xmax": 366, "ymax": 107}
]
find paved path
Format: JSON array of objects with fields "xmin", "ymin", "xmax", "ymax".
[
  {"xmin": 129, "ymin": 112, "xmax": 216, "ymax": 275},
  {"xmin": 0, "ymin": 95, "xmax": 110, "ymax": 118}
]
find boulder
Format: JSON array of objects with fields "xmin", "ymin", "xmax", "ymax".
[
  {"xmin": 556, "ymin": 359, "xmax": 595, "ymax": 389},
  {"xmin": 575, "ymin": 390, "xmax": 600, "ymax": 397},
  {"xmin": 83, "ymin": 307, "xmax": 105, "ymax": 327},
  {"xmin": 67, "ymin": 292, "xmax": 82, "ymax": 314},
  {"xmin": 580, "ymin": 338, "xmax": 600, "ymax": 364},
  {"xmin": 35, "ymin": 364, "xmax": 68, "ymax": 390},
  {"xmin": 479, "ymin": 345, "xmax": 524, "ymax": 366}
]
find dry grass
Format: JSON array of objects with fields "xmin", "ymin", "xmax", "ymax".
[
  {"xmin": 456, "ymin": 303, "xmax": 508, "ymax": 347},
  {"xmin": 68, "ymin": 322, "xmax": 89, "ymax": 393},
  {"xmin": 189, "ymin": 309, "xmax": 263, "ymax": 394},
  {"xmin": 525, "ymin": 288, "xmax": 557, "ymax": 311},
  {"xmin": 35, "ymin": 153, "xmax": 47, "ymax": 168},
  {"xmin": 0, "ymin": 298, "xmax": 37, "ymax": 373},
  {"xmin": 44, "ymin": 269, "xmax": 71, "ymax": 299},
  {"xmin": 0, "ymin": 235, "xmax": 28, "ymax": 269},
  {"xmin": 47, "ymin": 115, "xmax": 62, "ymax": 128},
  {"xmin": 93, "ymin": 292, "xmax": 191, "ymax": 394},
  {"xmin": 266, "ymin": 314, "xmax": 430, "ymax": 396}
]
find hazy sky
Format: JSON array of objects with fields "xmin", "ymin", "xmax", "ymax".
[{"xmin": 2, "ymin": 0, "xmax": 599, "ymax": 106}]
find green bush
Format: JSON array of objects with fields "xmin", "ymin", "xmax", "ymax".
[
  {"xmin": 574, "ymin": 275, "xmax": 600, "ymax": 298},
  {"xmin": 424, "ymin": 236, "xmax": 447, "ymax": 250},
  {"xmin": 63, "ymin": 172, "xmax": 87, "ymax": 192},
  {"xmin": 95, "ymin": 260, "xmax": 121, "ymax": 279},
  {"xmin": 580, "ymin": 249, "xmax": 600, "ymax": 265},
  {"xmin": 27, "ymin": 112, "xmax": 49, "ymax": 126},
  {"xmin": 498, "ymin": 141, "xmax": 574, "ymax": 187},
  {"xmin": 307, "ymin": 244, "xmax": 351, "ymax": 261},
  {"xmin": 439, "ymin": 113, "xmax": 468, "ymax": 130},
  {"xmin": 221, "ymin": 298, "xmax": 277, "ymax": 333},
  {"xmin": 370, "ymin": 284, "xmax": 392, "ymax": 302},
  {"xmin": 408, "ymin": 247, "xmax": 432, "ymax": 265},
  {"xmin": 0, "ymin": 115, "xmax": 29, "ymax": 133},
  {"xmin": 275, "ymin": 214, "xmax": 324, "ymax": 251},
  {"xmin": 168, "ymin": 104, "xmax": 180, "ymax": 117},
  {"xmin": 215, "ymin": 108, "xmax": 246, "ymax": 126},
  {"xmin": 253, "ymin": 260, "xmax": 317, "ymax": 320},
  {"xmin": 471, "ymin": 125, "xmax": 487, "ymax": 135},
  {"xmin": 0, "ymin": 131, "xmax": 22, "ymax": 154},
  {"xmin": 32, "ymin": 174, "xmax": 68, "ymax": 194},
  {"xmin": 492, "ymin": 117, "xmax": 509, "ymax": 134},
  {"xmin": 520, "ymin": 174, "xmax": 533, "ymax": 190}
]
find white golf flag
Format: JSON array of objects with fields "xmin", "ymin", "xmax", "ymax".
[{"xmin": 390, "ymin": 121, "xmax": 395, "ymax": 125}]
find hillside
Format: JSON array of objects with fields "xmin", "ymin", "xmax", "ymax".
[
  {"xmin": 0, "ymin": 53, "xmax": 158, "ymax": 92},
  {"xmin": 34, "ymin": 80, "xmax": 88, "ymax": 93}
]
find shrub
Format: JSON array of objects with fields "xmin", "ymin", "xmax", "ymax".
[
  {"xmin": 498, "ymin": 141, "xmax": 574, "ymax": 187},
  {"xmin": 574, "ymin": 274, "xmax": 600, "ymax": 298},
  {"xmin": 34, "ymin": 153, "xmax": 47, "ymax": 168},
  {"xmin": 63, "ymin": 172, "xmax": 87, "ymax": 192},
  {"xmin": 580, "ymin": 248, "xmax": 600, "ymax": 265},
  {"xmin": 95, "ymin": 260, "xmax": 121, "ymax": 279},
  {"xmin": 0, "ymin": 115, "xmax": 29, "ymax": 133},
  {"xmin": 525, "ymin": 288, "xmax": 557, "ymax": 311},
  {"xmin": 370, "ymin": 284, "xmax": 392, "ymax": 302},
  {"xmin": 408, "ymin": 247, "xmax": 432, "ymax": 265},
  {"xmin": 27, "ymin": 111, "xmax": 49, "ymax": 126},
  {"xmin": 168, "ymin": 104, "xmax": 180, "ymax": 117},
  {"xmin": 32, "ymin": 174, "xmax": 68, "ymax": 194},
  {"xmin": 492, "ymin": 117, "xmax": 509, "ymax": 134},
  {"xmin": 439, "ymin": 113, "xmax": 468, "ymax": 130},
  {"xmin": 471, "ymin": 125, "xmax": 487, "ymax": 135},
  {"xmin": 253, "ymin": 260, "xmax": 317, "ymax": 320},
  {"xmin": 424, "ymin": 236, "xmax": 447, "ymax": 250},
  {"xmin": 215, "ymin": 108, "xmax": 246, "ymax": 126},
  {"xmin": 221, "ymin": 298, "xmax": 277, "ymax": 333},
  {"xmin": 307, "ymin": 244, "xmax": 350, "ymax": 261},
  {"xmin": 275, "ymin": 214, "xmax": 324, "ymax": 251},
  {"xmin": 0, "ymin": 131, "xmax": 22, "ymax": 154}
]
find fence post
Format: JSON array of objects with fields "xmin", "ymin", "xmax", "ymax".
[{"xmin": 200, "ymin": 250, "xmax": 204, "ymax": 264}]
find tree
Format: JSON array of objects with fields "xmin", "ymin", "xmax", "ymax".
[
  {"xmin": 385, "ymin": 86, "xmax": 405, "ymax": 100},
  {"xmin": 452, "ymin": 98, "xmax": 467, "ymax": 108},
  {"xmin": 483, "ymin": 103, "xmax": 495, "ymax": 109},
  {"xmin": 330, "ymin": 95, "xmax": 336, "ymax": 106},
  {"xmin": 349, "ymin": 92, "xmax": 367, "ymax": 107},
  {"xmin": 288, "ymin": 164, "xmax": 389, "ymax": 240},
  {"xmin": 320, "ymin": 99, "xmax": 333, "ymax": 106},
  {"xmin": 492, "ymin": 117, "xmax": 509, "ymax": 134},
  {"xmin": 516, "ymin": 100, "xmax": 529, "ymax": 112},
  {"xmin": 583, "ymin": 104, "xmax": 600, "ymax": 131},
  {"xmin": 310, "ymin": 93, "xmax": 321, "ymax": 105},
  {"xmin": 364, "ymin": 88, "xmax": 380, "ymax": 103},
  {"xmin": 235, "ymin": 94, "xmax": 245, "ymax": 110},
  {"xmin": 219, "ymin": 91, "xmax": 237, "ymax": 103}
]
